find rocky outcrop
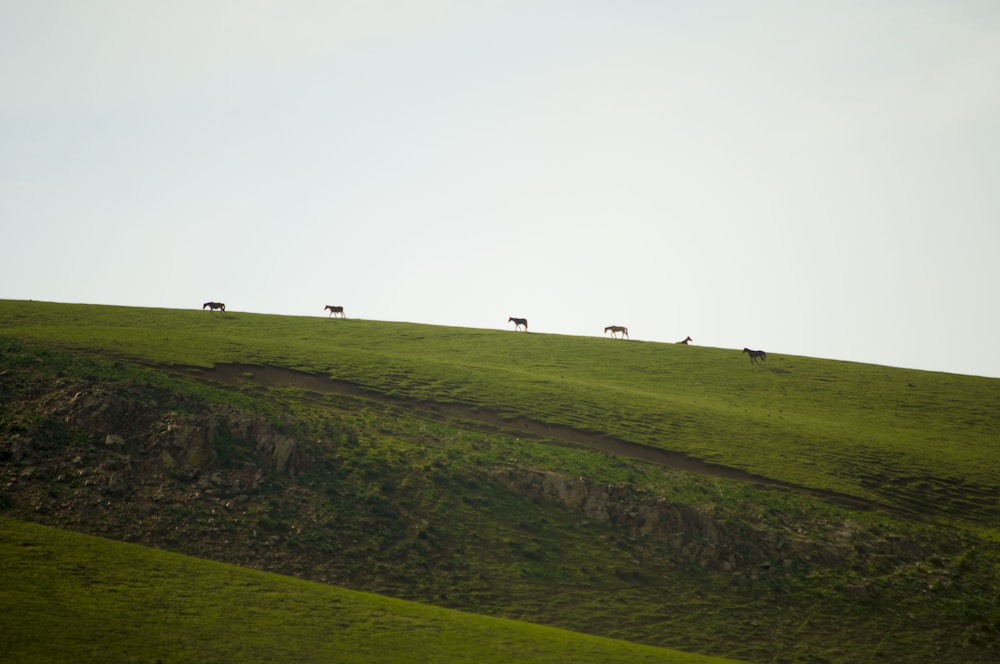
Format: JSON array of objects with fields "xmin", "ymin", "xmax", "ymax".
[
  {"xmin": 256, "ymin": 433, "xmax": 301, "ymax": 475},
  {"xmin": 35, "ymin": 382, "xmax": 303, "ymax": 477},
  {"xmin": 491, "ymin": 468, "xmax": 928, "ymax": 574},
  {"xmin": 492, "ymin": 468, "xmax": 748, "ymax": 571}
]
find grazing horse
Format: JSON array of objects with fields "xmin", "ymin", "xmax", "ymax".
[
  {"xmin": 743, "ymin": 348, "xmax": 767, "ymax": 364},
  {"xmin": 676, "ymin": 336, "xmax": 693, "ymax": 345},
  {"xmin": 325, "ymin": 305, "xmax": 345, "ymax": 319},
  {"xmin": 604, "ymin": 325, "xmax": 629, "ymax": 339},
  {"xmin": 508, "ymin": 317, "xmax": 528, "ymax": 331},
  {"xmin": 202, "ymin": 301, "xmax": 225, "ymax": 312}
]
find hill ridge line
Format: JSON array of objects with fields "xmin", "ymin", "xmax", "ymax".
[{"xmin": 173, "ymin": 362, "xmax": 910, "ymax": 519}]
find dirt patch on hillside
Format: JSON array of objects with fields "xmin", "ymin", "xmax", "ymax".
[{"xmin": 180, "ymin": 363, "xmax": 899, "ymax": 516}]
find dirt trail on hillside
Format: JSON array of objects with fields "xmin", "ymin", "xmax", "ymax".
[{"xmin": 180, "ymin": 363, "xmax": 901, "ymax": 516}]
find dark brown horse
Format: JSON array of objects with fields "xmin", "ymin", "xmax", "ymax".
[
  {"xmin": 676, "ymin": 336, "xmax": 693, "ymax": 345},
  {"xmin": 202, "ymin": 301, "xmax": 225, "ymax": 312},
  {"xmin": 604, "ymin": 325, "xmax": 629, "ymax": 339},
  {"xmin": 743, "ymin": 348, "xmax": 766, "ymax": 364},
  {"xmin": 325, "ymin": 305, "xmax": 345, "ymax": 318},
  {"xmin": 508, "ymin": 317, "xmax": 528, "ymax": 331}
]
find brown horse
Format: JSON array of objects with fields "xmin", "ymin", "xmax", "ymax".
[
  {"xmin": 604, "ymin": 325, "xmax": 629, "ymax": 339},
  {"xmin": 676, "ymin": 336, "xmax": 693, "ymax": 345},
  {"xmin": 325, "ymin": 305, "xmax": 345, "ymax": 318},
  {"xmin": 202, "ymin": 301, "xmax": 225, "ymax": 312},
  {"xmin": 743, "ymin": 348, "xmax": 766, "ymax": 364},
  {"xmin": 508, "ymin": 317, "xmax": 528, "ymax": 331}
]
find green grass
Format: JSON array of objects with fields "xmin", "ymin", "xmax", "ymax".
[
  {"xmin": 3, "ymin": 299, "xmax": 998, "ymax": 532},
  {"xmin": 2, "ymin": 299, "xmax": 999, "ymax": 662},
  {"xmin": 0, "ymin": 517, "xmax": 741, "ymax": 664}
]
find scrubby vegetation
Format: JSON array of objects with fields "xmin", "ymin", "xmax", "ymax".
[{"xmin": 1, "ymin": 300, "xmax": 998, "ymax": 662}]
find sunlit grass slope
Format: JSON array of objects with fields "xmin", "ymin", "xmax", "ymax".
[
  {"xmin": 2, "ymin": 299, "xmax": 998, "ymax": 532},
  {"xmin": 0, "ymin": 517, "xmax": 741, "ymax": 664}
]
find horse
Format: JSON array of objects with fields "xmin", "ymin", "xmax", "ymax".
[
  {"xmin": 743, "ymin": 348, "xmax": 767, "ymax": 364},
  {"xmin": 325, "ymin": 305, "xmax": 345, "ymax": 319},
  {"xmin": 676, "ymin": 336, "xmax": 693, "ymax": 345},
  {"xmin": 604, "ymin": 325, "xmax": 629, "ymax": 339},
  {"xmin": 202, "ymin": 302, "xmax": 225, "ymax": 312},
  {"xmin": 508, "ymin": 317, "xmax": 528, "ymax": 331}
]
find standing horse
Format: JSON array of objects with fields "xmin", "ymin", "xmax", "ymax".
[
  {"xmin": 325, "ymin": 305, "xmax": 345, "ymax": 319},
  {"xmin": 508, "ymin": 317, "xmax": 528, "ymax": 331},
  {"xmin": 676, "ymin": 336, "xmax": 693, "ymax": 345},
  {"xmin": 202, "ymin": 302, "xmax": 225, "ymax": 312},
  {"xmin": 743, "ymin": 348, "xmax": 767, "ymax": 364},
  {"xmin": 604, "ymin": 325, "xmax": 629, "ymax": 339}
]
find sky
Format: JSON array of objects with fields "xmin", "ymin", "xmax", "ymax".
[{"xmin": 2, "ymin": 1, "xmax": 999, "ymax": 378}]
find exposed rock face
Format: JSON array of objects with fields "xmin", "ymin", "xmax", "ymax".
[
  {"xmin": 493, "ymin": 468, "xmax": 745, "ymax": 571},
  {"xmin": 491, "ymin": 468, "xmax": 927, "ymax": 574},
  {"xmin": 1, "ymin": 378, "xmax": 307, "ymax": 549},
  {"xmin": 31, "ymin": 382, "xmax": 302, "ymax": 477},
  {"xmin": 257, "ymin": 433, "xmax": 301, "ymax": 475},
  {"xmin": 157, "ymin": 416, "xmax": 218, "ymax": 469}
]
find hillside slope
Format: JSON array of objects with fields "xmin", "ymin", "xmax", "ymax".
[
  {"xmin": 1, "ymin": 517, "xmax": 740, "ymax": 664},
  {"xmin": 2, "ymin": 300, "xmax": 997, "ymax": 531},
  {"xmin": 1, "ymin": 300, "xmax": 998, "ymax": 662}
]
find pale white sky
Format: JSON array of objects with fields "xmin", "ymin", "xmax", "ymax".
[{"xmin": 3, "ymin": 1, "xmax": 999, "ymax": 377}]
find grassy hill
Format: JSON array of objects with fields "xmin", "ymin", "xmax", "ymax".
[
  {"xmin": 1, "ymin": 299, "xmax": 998, "ymax": 662},
  {"xmin": 1, "ymin": 517, "xmax": 736, "ymax": 663}
]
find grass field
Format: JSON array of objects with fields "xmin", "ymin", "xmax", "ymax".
[
  {"xmin": 0, "ymin": 517, "xmax": 740, "ymax": 664},
  {"xmin": 1, "ymin": 299, "xmax": 999, "ymax": 662}
]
